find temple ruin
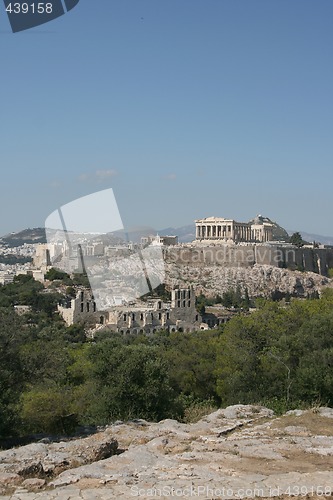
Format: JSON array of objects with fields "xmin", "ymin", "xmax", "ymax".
[{"xmin": 195, "ymin": 215, "xmax": 273, "ymax": 243}]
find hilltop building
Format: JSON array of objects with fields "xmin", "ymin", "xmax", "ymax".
[
  {"xmin": 195, "ymin": 215, "xmax": 273, "ymax": 243},
  {"xmin": 141, "ymin": 234, "xmax": 178, "ymax": 246}
]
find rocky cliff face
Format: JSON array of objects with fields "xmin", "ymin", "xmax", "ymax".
[
  {"xmin": 165, "ymin": 260, "xmax": 332, "ymax": 299},
  {"xmin": 1, "ymin": 405, "xmax": 333, "ymax": 499}
]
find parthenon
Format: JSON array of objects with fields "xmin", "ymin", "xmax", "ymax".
[{"xmin": 195, "ymin": 216, "xmax": 273, "ymax": 243}]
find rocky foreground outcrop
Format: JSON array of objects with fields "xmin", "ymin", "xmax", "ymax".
[{"xmin": 1, "ymin": 405, "xmax": 333, "ymax": 499}]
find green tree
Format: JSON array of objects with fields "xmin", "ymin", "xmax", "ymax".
[
  {"xmin": 84, "ymin": 341, "xmax": 178, "ymax": 423},
  {"xmin": 72, "ymin": 273, "xmax": 90, "ymax": 288},
  {"xmin": 289, "ymin": 232, "xmax": 304, "ymax": 247},
  {"xmin": 196, "ymin": 294, "xmax": 207, "ymax": 315},
  {"xmin": 0, "ymin": 274, "xmax": 45, "ymax": 309},
  {"xmin": 215, "ymin": 293, "xmax": 333, "ymax": 409},
  {"xmin": 45, "ymin": 268, "xmax": 70, "ymax": 282},
  {"xmin": 0, "ymin": 309, "xmax": 26, "ymax": 437},
  {"xmin": 20, "ymin": 385, "xmax": 78, "ymax": 434},
  {"xmin": 235, "ymin": 284, "xmax": 242, "ymax": 307},
  {"xmin": 243, "ymin": 287, "xmax": 251, "ymax": 309},
  {"xmin": 66, "ymin": 286, "xmax": 76, "ymax": 298},
  {"xmin": 221, "ymin": 290, "xmax": 234, "ymax": 307},
  {"xmin": 163, "ymin": 330, "xmax": 220, "ymax": 402}
]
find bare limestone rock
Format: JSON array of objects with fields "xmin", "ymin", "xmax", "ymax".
[
  {"xmin": 1, "ymin": 405, "xmax": 333, "ymax": 499},
  {"xmin": 0, "ymin": 433, "xmax": 118, "ymax": 484},
  {"xmin": 21, "ymin": 479, "xmax": 45, "ymax": 490},
  {"xmin": 165, "ymin": 260, "xmax": 332, "ymax": 298}
]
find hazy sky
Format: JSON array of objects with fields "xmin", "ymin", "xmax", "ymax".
[{"xmin": 0, "ymin": 0, "xmax": 332, "ymax": 237}]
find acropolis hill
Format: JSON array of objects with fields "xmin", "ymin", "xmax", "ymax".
[
  {"xmin": 161, "ymin": 214, "xmax": 333, "ymax": 299},
  {"xmin": 2, "ymin": 215, "xmax": 333, "ymax": 302},
  {"xmin": 162, "ymin": 214, "xmax": 333, "ymax": 276}
]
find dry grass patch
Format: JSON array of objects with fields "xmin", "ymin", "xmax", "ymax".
[{"xmin": 270, "ymin": 411, "xmax": 333, "ymax": 436}]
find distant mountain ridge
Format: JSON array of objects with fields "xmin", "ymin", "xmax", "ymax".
[
  {"xmin": 159, "ymin": 225, "xmax": 196, "ymax": 243},
  {"xmin": 1, "ymin": 223, "xmax": 333, "ymax": 246},
  {"xmin": 287, "ymin": 230, "xmax": 333, "ymax": 246}
]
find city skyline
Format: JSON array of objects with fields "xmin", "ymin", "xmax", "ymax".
[{"xmin": 0, "ymin": 0, "xmax": 332, "ymax": 236}]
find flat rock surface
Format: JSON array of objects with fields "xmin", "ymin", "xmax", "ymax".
[{"xmin": 1, "ymin": 405, "xmax": 333, "ymax": 499}]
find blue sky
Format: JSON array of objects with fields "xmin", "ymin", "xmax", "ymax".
[{"xmin": 0, "ymin": 0, "xmax": 332, "ymax": 237}]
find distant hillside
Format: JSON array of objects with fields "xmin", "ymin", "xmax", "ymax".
[
  {"xmin": 287, "ymin": 230, "xmax": 333, "ymax": 246},
  {"xmin": 0, "ymin": 225, "xmax": 195, "ymax": 246},
  {"xmin": 0, "ymin": 228, "xmax": 47, "ymax": 247},
  {"xmin": 159, "ymin": 225, "xmax": 195, "ymax": 243},
  {"xmin": 2, "ymin": 224, "xmax": 333, "ymax": 247}
]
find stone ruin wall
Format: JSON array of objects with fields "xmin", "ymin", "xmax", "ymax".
[
  {"xmin": 163, "ymin": 245, "xmax": 333, "ymax": 299},
  {"xmin": 164, "ymin": 245, "xmax": 333, "ymax": 276}
]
